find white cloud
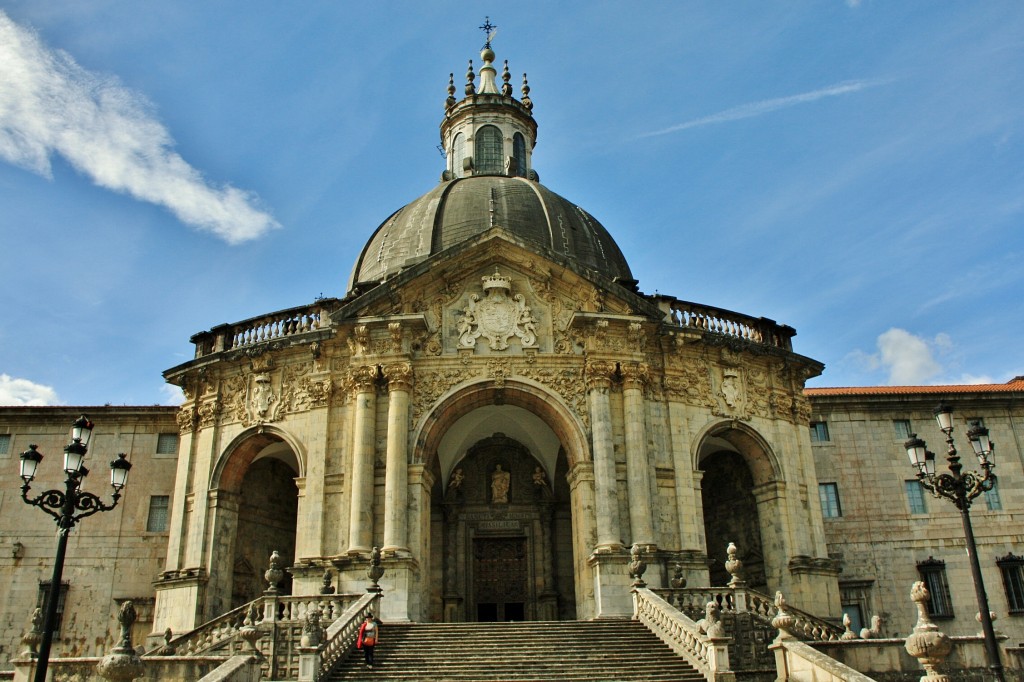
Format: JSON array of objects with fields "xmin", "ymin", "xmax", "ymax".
[
  {"xmin": 160, "ymin": 384, "xmax": 186, "ymax": 406},
  {"xmin": 0, "ymin": 11, "xmax": 279, "ymax": 244},
  {"xmin": 638, "ymin": 78, "xmax": 891, "ymax": 138},
  {"xmin": 0, "ymin": 374, "xmax": 60, "ymax": 405}
]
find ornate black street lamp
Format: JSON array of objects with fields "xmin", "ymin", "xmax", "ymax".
[
  {"xmin": 904, "ymin": 403, "xmax": 1003, "ymax": 682},
  {"xmin": 18, "ymin": 416, "xmax": 132, "ymax": 682}
]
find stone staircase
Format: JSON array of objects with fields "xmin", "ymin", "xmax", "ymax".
[{"xmin": 328, "ymin": 619, "xmax": 706, "ymax": 681}]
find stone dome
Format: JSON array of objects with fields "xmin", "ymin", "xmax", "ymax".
[{"xmin": 348, "ymin": 175, "xmax": 634, "ymax": 290}]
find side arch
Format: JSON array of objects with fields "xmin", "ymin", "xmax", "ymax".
[
  {"xmin": 211, "ymin": 424, "xmax": 307, "ymax": 493},
  {"xmin": 689, "ymin": 418, "xmax": 782, "ymax": 485}
]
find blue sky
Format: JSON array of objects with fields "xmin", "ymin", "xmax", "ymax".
[{"xmin": 1, "ymin": 2, "xmax": 1022, "ymax": 406}]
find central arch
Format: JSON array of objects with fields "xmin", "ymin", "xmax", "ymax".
[{"xmin": 412, "ymin": 379, "xmax": 591, "ymax": 622}]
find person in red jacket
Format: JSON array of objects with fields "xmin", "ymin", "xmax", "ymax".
[{"xmin": 356, "ymin": 612, "xmax": 379, "ymax": 668}]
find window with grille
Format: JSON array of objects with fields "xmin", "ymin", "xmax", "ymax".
[
  {"xmin": 147, "ymin": 495, "xmax": 170, "ymax": 532},
  {"xmin": 917, "ymin": 558, "xmax": 954, "ymax": 618},
  {"xmin": 893, "ymin": 419, "xmax": 912, "ymax": 439},
  {"xmin": 474, "ymin": 125, "xmax": 503, "ymax": 174},
  {"xmin": 819, "ymin": 483, "xmax": 842, "ymax": 518},
  {"xmin": 997, "ymin": 554, "xmax": 1024, "ymax": 614},
  {"xmin": 156, "ymin": 433, "xmax": 179, "ymax": 455},
  {"xmin": 0, "ymin": 433, "xmax": 10, "ymax": 455},
  {"xmin": 810, "ymin": 421, "xmax": 830, "ymax": 442},
  {"xmin": 905, "ymin": 480, "xmax": 927, "ymax": 514},
  {"xmin": 37, "ymin": 581, "xmax": 69, "ymax": 634}
]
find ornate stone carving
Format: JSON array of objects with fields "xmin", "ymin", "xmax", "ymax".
[
  {"xmin": 197, "ymin": 399, "xmax": 221, "ymax": 428},
  {"xmin": 518, "ymin": 365, "xmax": 589, "ymax": 428},
  {"xmin": 584, "ymin": 359, "xmax": 616, "ymax": 391},
  {"xmin": 95, "ymin": 601, "xmax": 144, "ymax": 681},
  {"xmin": 628, "ymin": 543, "xmax": 648, "ymax": 587},
  {"xmin": 411, "ymin": 368, "xmax": 476, "ymax": 422},
  {"xmin": 487, "ymin": 358, "xmax": 512, "ymax": 388},
  {"xmin": 725, "ymin": 542, "xmax": 746, "ymax": 587},
  {"xmin": 627, "ymin": 322, "xmax": 646, "ymax": 351},
  {"xmin": 349, "ymin": 325, "xmax": 371, "ymax": 356},
  {"xmin": 621, "ymin": 361, "xmax": 650, "ymax": 391},
  {"xmin": 490, "ymin": 464, "xmax": 511, "ymax": 503},
  {"xmin": 458, "ymin": 269, "xmax": 538, "ymax": 351},
  {"xmin": 350, "ymin": 365, "xmax": 379, "ymax": 394},
  {"xmin": 176, "ymin": 406, "xmax": 197, "ymax": 434},
  {"xmin": 663, "ymin": 362, "xmax": 716, "ymax": 408},
  {"xmin": 248, "ymin": 373, "xmax": 281, "ymax": 424},
  {"xmin": 367, "ymin": 546, "xmax": 385, "ymax": 591},
  {"xmin": 383, "ymin": 362, "xmax": 414, "ymax": 391}
]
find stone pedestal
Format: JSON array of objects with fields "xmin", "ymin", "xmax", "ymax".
[{"xmin": 588, "ymin": 549, "xmax": 633, "ymax": 618}]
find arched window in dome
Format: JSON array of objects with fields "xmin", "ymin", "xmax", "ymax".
[
  {"xmin": 451, "ymin": 133, "xmax": 466, "ymax": 178},
  {"xmin": 512, "ymin": 132, "xmax": 527, "ymax": 177},
  {"xmin": 475, "ymin": 125, "xmax": 503, "ymax": 175}
]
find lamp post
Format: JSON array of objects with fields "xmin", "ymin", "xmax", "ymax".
[
  {"xmin": 904, "ymin": 403, "xmax": 1003, "ymax": 682},
  {"xmin": 18, "ymin": 416, "xmax": 132, "ymax": 682}
]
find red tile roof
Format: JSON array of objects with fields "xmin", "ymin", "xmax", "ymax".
[{"xmin": 805, "ymin": 377, "xmax": 1024, "ymax": 397}]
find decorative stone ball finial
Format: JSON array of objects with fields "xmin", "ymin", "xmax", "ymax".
[
  {"xmin": 725, "ymin": 542, "xmax": 746, "ymax": 587},
  {"xmin": 771, "ymin": 591, "xmax": 795, "ymax": 638},
  {"xmin": 95, "ymin": 601, "xmax": 144, "ymax": 682},
  {"xmin": 465, "ymin": 60, "xmax": 476, "ymax": 96},
  {"xmin": 904, "ymin": 581, "xmax": 952, "ymax": 682},
  {"xmin": 521, "ymin": 73, "xmax": 532, "ymax": 110},
  {"xmin": 446, "ymin": 73, "xmax": 457, "ymax": 109},
  {"xmin": 264, "ymin": 550, "xmax": 285, "ymax": 594}
]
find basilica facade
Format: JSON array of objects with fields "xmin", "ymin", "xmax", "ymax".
[{"xmin": 0, "ymin": 40, "xmax": 1020, "ymax": 673}]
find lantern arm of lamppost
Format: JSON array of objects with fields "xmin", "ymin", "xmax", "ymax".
[
  {"xmin": 923, "ymin": 471, "xmax": 996, "ymax": 510},
  {"xmin": 20, "ymin": 482, "xmax": 122, "ymax": 528}
]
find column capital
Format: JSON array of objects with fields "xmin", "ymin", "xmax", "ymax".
[
  {"xmin": 620, "ymin": 361, "xmax": 650, "ymax": 391},
  {"xmin": 585, "ymin": 359, "xmax": 617, "ymax": 391},
  {"xmin": 350, "ymin": 364, "xmax": 379, "ymax": 393},
  {"xmin": 383, "ymin": 362, "xmax": 414, "ymax": 392}
]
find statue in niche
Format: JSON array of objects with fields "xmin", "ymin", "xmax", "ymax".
[
  {"xmin": 532, "ymin": 466, "xmax": 547, "ymax": 488},
  {"xmin": 491, "ymin": 464, "xmax": 510, "ymax": 503},
  {"xmin": 449, "ymin": 468, "xmax": 464, "ymax": 491}
]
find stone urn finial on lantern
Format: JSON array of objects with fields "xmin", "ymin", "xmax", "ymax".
[
  {"xmin": 905, "ymin": 581, "xmax": 952, "ymax": 682},
  {"xmin": 628, "ymin": 543, "xmax": 648, "ymax": 587},
  {"xmin": 725, "ymin": 542, "xmax": 746, "ymax": 587},
  {"xmin": 264, "ymin": 550, "xmax": 285, "ymax": 594},
  {"xmin": 95, "ymin": 601, "xmax": 144, "ymax": 682},
  {"xmin": 367, "ymin": 546, "xmax": 385, "ymax": 593}
]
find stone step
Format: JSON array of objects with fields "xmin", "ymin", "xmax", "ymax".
[{"xmin": 328, "ymin": 620, "xmax": 704, "ymax": 682}]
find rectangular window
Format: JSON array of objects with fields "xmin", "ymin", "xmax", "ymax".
[
  {"xmin": 819, "ymin": 483, "xmax": 842, "ymax": 518},
  {"xmin": 0, "ymin": 434, "xmax": 10, "ymax": 455},
  {"xmin": 155, "ymin": 433, "xmax": 179, "ymax": 455},
  {"xmin": 37, "ymin": 581, "xmax": 69, "ymax": 634},
  {"xmin": 917, "ymin": 558, "xmax": 954, "ymax": 618},
  {"xmin": 998, "ymin": 554, "xmax": 1024, "ymax": 614},
  {"xmin": 893, "ymin": 419, "xmax": 912, "ymax": 439},
  {"xmin": 984, "ymin": 483, "xmax": 1003, "ymax": 511},
  {"xmin": 810, "ymin": 421, "xmax": 830, "ymax": 442},
  {"xmin": 146, "ymin": 495, "xmax": 170, "ymax": 532},
  {"xmin": 905, "ymin": 480, "xmax": 927, "ymax": 514}
]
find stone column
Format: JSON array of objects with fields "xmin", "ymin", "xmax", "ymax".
[
  {"xmin": 586, "ymin": 359, "xmax": 621, "ymax": 551},
  {"xmin": 347, "ymin": 365, "xmax": 378, "ymax": 554},
  {"xmin": 621, "ymin": 361, "xmax": 654, "ymax": 547},
  {"xmin": 382, "ymin": 362, "xmax": 413, "ymax": 554}
]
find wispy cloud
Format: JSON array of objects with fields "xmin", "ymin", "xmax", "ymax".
[
  {"xmin": 0, "ymin": 11, "xmax": 279, "ymax": 244},
  {"xmin": 845, "ymin": 328, "xmax": 997, "ymax": 386},
  {"xmin": 0, "ymin": 374, "xmax": 59, "ymax": 406},
  {"xmin": 639, "ymin": 78, "xmax": 891, "ymax": 138}
]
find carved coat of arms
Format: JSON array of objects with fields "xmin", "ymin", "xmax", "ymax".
[{"xmin": 458, "ymin": 269, "xmax": 538, "ymax": 351}]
